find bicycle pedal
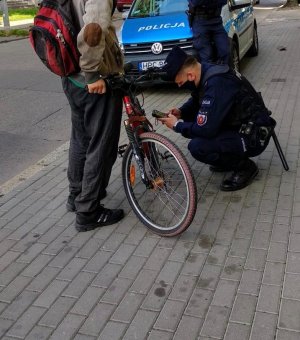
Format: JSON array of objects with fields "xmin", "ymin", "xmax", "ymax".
[{"xmin": 118, "ymin": 144, "xmax": 128, "ymax": 157}]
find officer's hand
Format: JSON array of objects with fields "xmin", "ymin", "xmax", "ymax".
[
  {"xmin": 87, "ymin": 79, "xmax": 107, "ymax": 94},
  {"xmin": 159, "ymin": 114, "xmax": 178, "ymax": 130},
  {"xmin": 168, "ymin": 108, "xmax": 181, "ymax": 118}
]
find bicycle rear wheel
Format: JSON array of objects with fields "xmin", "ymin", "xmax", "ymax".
[{"xmin": 122, "ymin": 132, "xmax": 197, "ymax": 236}]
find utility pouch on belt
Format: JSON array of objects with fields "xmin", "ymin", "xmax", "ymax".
[
  {"xmin": 239, "ymin": 122, "xmax": 273, "ymax": 148},
  {"xmin": 258, "ymin": 126, "xmax": 273, "ymax": 146},
  {"xmin": 239, "ymin": 121, "xmax": 257, "ymax": 147}
]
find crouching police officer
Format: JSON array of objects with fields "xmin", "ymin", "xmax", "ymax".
[{"xmin": 160, "ymin": 46, "xmax": 276, "ymax": 191}]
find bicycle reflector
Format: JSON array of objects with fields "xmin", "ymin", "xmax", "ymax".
[{"xmin": 130, "ymin": 165, "xmax": 136, "ymax": 186}]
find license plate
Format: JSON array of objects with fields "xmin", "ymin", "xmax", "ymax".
[{"xmin": 138, "ymin": 60, "xmax": 165, "ymax": 71}]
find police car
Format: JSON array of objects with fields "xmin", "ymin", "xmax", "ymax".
[
  {"xmin": 117, "ymin": 0, "xmax": 133, "ymax": 12},
  {"xmin": 118, "ymin": 0, "xmax": 258, "ymax": 77}
]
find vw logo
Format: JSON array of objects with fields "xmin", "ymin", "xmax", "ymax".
[{"xmin": 151, "ymin": 42, "xmax": 163, "ymax": 55}]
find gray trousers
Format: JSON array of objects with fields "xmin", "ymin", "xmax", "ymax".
[{"xmin": 62, "ymin": 77, "xmax": 123, "ymax": 213}]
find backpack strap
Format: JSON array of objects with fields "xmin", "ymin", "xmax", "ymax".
[{"xmin": 59, "ymin": 0, "xmax": 81, "ymax": 34}]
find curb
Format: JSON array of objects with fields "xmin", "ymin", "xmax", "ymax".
[
  {"xmin": 0, "ymin": 141, "xmax": 69, "ymax": 197},
  {"xmin": 0, "ymin": 35, "xmax": 28, "ymax": 43}
]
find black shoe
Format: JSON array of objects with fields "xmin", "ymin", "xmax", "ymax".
[
  {"xmin": 66, "ymin": 190, "xmax": 107, "ymax": 212},
  {"xmin": 209, "ymin": 165, "xmax": 234, "ymax": 172},
  {"xmin": 220, "ymin": 159, "xmax": 258, "ymax": 191},
  {"xmin": 75, "ymin": 206, "xmax": 124, "ymax": 232}
]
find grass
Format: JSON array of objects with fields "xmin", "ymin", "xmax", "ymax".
[
  {"xmin": 0, "ymin": 28, "xmax": 29, "ymax": 37},
  {"xmin": 8, "ymin": 7, "xmax": 38, "ymax": 21},
  {"xmin": 0, "ymin": 8, "xmax": 35, "ymax": 36},
  {"xmin": 0, "ymin": 7, "xmax": 38, "ymax": 21}
]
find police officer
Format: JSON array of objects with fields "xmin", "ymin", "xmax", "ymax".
[
  {"xmin": 188, "ymin": 0, "xmax": 229, "ymax": 64},
  {"xmin": 160, "ymin": 46, "xmax": 276, "ymax": 191}
]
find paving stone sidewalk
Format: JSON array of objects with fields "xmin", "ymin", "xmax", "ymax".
[{"xmin": 0, "ymin": 7, "xmax": 300, "ymax": 340}]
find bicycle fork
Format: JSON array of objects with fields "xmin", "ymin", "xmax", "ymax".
[
  {"xmin": 121, "ymin": 96, "xmax": 163, "ymax": 190},
  {"xmin": 123, "ymin": 119, "xmax": 153, "ymax": 188}
]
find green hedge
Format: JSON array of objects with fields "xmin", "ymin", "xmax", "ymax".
[{"xmin": 0, "ymin": 7, "xmax": 38, "ymax": 21}]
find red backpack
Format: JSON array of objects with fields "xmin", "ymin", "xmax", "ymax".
[{"xmin": 29, "ymin": 0, "xmax": 81, "ymax": 77}]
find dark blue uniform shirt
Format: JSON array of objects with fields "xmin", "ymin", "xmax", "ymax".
[{"xmin": 174, "ymin": 63, "xmax": 240, "ymax": 139}]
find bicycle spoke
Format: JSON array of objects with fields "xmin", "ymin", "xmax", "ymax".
[{"xmin": 137, "ymin": 141, "xmax": 189, "ymax": 226}]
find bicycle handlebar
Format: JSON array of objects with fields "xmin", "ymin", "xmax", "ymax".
[
  {"xmin": 105, "ymin": 65, "xmax": 168, "ymax": 91},
  {"xmin": 140, "ymin": 66, "xmax": 168, "ymax": 80},
  {"xmin": 124, "ymin": 62, "xmax": 168, "ymax": 79}
]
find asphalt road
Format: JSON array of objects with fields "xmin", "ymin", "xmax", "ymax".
[
  {"xmin": 0, "ymin": 13, "xmax": 125, "ymax": 188},
  {"xmin": 0, "ymin": 1, "xmax": 286, "ymax": 188}
]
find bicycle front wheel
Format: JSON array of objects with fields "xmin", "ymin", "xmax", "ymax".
[{"xmin": 122, "ymin": 132, "xmax": 197, "ymax": 236}]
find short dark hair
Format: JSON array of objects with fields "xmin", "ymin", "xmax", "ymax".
[{"xmin": 180, "ymin": 56, "xmax": 198, "ymax": 72}]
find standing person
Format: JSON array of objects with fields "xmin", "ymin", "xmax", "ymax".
[
  {"xmin": 188, "ymin": 0, "xmax": 229, "ymax": 64},
  {"xmin": 160, "ymin": 46, "xmax": 276, "ymax": 191},
  {"xmin": 62, "ymin": 0, "xmax": 125, "ymax": 232}
]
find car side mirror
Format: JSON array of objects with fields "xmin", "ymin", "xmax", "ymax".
[{"xmin": 229, "ymin": 0, "xmax": 251, "ymax": 11}]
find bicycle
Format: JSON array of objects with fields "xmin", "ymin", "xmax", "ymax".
[{"xmin": 105, "ymin": 67, "xmax": 198, "ymax": 237}]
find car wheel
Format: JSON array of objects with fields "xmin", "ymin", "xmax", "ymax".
[
  {"xmin": 247, "ymin": 25, "xmax": 259, "ymax": 57},
  {"xmin": 117, "ymin": 5, "xmax": 124, "ymax": 12},
  {"xmin": 230, "ymin": 40, "xmax": 240, "ymax": 73}
]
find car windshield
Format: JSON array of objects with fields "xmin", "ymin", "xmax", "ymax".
[{"xmin": 129, "ymin": 0, "xmax": 187, "ymax": 18}]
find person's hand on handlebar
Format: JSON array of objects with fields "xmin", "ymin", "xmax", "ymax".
[{"xmin": 87, "ymin": 79, "xmax": 107, "ymax": 94}]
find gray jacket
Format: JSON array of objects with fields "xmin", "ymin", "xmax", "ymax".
[{"xmin": 71, "ymin": 0, "xmax": 124, "ymax": 85}]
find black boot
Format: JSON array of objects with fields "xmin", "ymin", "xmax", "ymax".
[{"xmin": 220, "ymin": 159, "xmax": 258, "ymax": 191}]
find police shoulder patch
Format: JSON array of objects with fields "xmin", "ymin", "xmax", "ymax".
[{"xmin": 197, "ymin": 112, "xmax": 207, "ymax": 126}]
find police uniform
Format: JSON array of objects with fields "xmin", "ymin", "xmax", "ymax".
[
  {"xmin": 189, "ymin": 0, "xmax": 229, "ymax": 63},
  {"xmin": 175, "ymin": 63, "xmax": 266, "ymax": 168},
  {"xmin": 163, "ymin": 46, "xmax": 276, "ymax": 191}
]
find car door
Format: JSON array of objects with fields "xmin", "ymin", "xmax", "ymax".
[{"xmin": 229, "ymin": 0, "xmax": 254, "ymax": 58}]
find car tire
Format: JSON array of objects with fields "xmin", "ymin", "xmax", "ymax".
[
  {"xmin": 117, "ymin": 6, "xmax": 124, "ymax": 12},
  {"xmin": 230, "ymin": 40, "xmax": 240, "ymax": 73},
  {"xmin": 247, "ymin": 25, "xmax": 259, "ymax": 57}
]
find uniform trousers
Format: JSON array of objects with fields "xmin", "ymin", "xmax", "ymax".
[
  {"xmin": 192, "ymin": 17, "xmax": 229, "ymax": 64},
  {"xmin": 188, "ymin": 130, "xmax": 267, "ymax": 169}
]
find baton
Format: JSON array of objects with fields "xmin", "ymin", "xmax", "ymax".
[{"xmin": 271, "ymin": 131, "xmax": 289, "ymax": 171}]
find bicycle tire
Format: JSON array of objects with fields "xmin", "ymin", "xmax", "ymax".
[{"xmin": 122, "ymin": 132, "xmax": 197, "ymax": 236}]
